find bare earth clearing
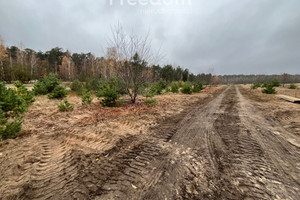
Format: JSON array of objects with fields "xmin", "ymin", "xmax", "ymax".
[{"xmin": 0, "ymin": 85, "xmax": 299, "ymax": 200}]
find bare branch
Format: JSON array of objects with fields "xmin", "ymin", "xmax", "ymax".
[{"xmin": 105, "ymin": 24, "xmax": 164, "ymax": 103}]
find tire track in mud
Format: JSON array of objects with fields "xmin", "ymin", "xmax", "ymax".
[
  {"xmin": 61, "ymin": 129, "xmax": 113, "ymax": 153},
  {"xmin": 209, "ymin": 86, "xmax": 300, "ymax": 199},
  {"xmin": 76, "ymin": 89, "xmax": 228, "ymax": 200},
  {"xmin": 20, "ymin": 136, "xmax": 87, "ymax": 199},
  {"xmin": 76, "ymin": 114, "xmax": 191, "ymax": 200},
  {"xmin": 212, "ymin": 87, "xmax": 272, "ymax": 199},
  {"xmin": 0, "ymin": 137, "xmax": 42, "ymax": 199},
  {"xmin": 74, "ymin": 90, "xmax": 226, "ymax": 199},
  {"xmin": 236, "ymin": 86, "xmax": 300, "ymax": 199}
]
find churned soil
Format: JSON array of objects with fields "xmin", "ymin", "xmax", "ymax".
[{"xmin": 1, "ymin": 85, "xmax": 299, "ymax": 200}]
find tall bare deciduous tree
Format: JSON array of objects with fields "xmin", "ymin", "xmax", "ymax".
[
  {"xmin": 17, "ymin": 42, "xmax": 25, "ymax": 67},
  {"xmin": 60, "ymin": 51, "xmax": 75, "ymax": 81},
  {"xmin": 30, "ymin": 52, "xmax": 38, "ymax": 79},
  {"xmin": 106, "ymin": 24, "xmax": 163, "ymax": 103}
]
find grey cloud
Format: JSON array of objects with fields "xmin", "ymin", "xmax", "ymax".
[{"xmin": 0, "ymin": 0, "xmax": 299, "ymax": 74}]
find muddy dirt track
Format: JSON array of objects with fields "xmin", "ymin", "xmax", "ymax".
[{"xmin": 1, "ymin": 86, "xmax": 300, "ymax": 200}]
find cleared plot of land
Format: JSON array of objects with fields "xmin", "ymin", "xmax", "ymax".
[
  {"xmin": 0, "ymin": 90, "xmax": 219, "ymax": 199},
  {"xmin": 0, "ymin": 85, "xmax": 300, "ymax": 199}
]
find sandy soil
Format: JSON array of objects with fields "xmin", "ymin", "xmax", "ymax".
[
  {"xmin": 0, "ymin": 89, "xmax": 221, "ymax": 199},
  {"xmin": 0, "ymin": 85, "xmax": 299, "ymax": 200}
]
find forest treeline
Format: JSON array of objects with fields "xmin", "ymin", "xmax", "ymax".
[
  {"xmin": 220, "ymin": 74, "xmax": 300, "ymax": 84},
  {"xmin": 0, "ymin": 37, "xmax": 299, "ymax": 84},
  {"xmin": 0, "ymin": 38, "xmax": 214, "ymax": 84}
]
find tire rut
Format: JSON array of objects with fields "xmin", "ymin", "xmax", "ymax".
[
  {"xmin": 236, "ymin": 86, "xmax": 300, "ymax": 199},
  {"xmin": 0, "ymin": 137, "xmax": 41, "ymax": 199},
  {"xmin": 21, "ymin": 136, "xmax": 87, "ymax": 199},
  {"xmin": 212, "ymin": 88, "xmax": 271, "ymax": 199},
  {"xmin": 209, "ymin": 86, "xmax": 299, "ymax": 200},
  {"xmin": 76, "ymin": 89, "xmax": 226, "ymax": 200}
]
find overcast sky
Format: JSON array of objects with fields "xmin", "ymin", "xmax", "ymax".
[{"xmin": 0, "ymin": 0, "xmax": 299, "ymax": 75}]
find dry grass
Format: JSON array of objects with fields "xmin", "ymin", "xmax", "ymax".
[
  {"xmin": 241, "ymin": 84, "xmax": 300, "ymax": 99},
  {"xmin": 20, "ymin": 89, "xmax": 222, "ymax": 153}
]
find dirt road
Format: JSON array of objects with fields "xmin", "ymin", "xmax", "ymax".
[{"xmin": 1, "ymin": 86, "xmax": 299, "ymax": 199}]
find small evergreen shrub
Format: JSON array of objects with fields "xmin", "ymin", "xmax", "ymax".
[
  {"xmin": 138, "ymin": 82, "xmax": 150, "ymax": 95},
  {"xmin": 171, "ymin": 82, "xmax": 179, "ymax": 93},
  {"xmin": 262, "ymin": 82, "xmax": 268, "ymax": 88},
  {"xmin": 108, "ymin": 77, "xmax": 127, "ymax": 95},
  {"xmin": 150, "ymin": 80, "xmax": 167, "ymax": 95},
  {"xmin": 193, "ymin": 82, "xmax": 203, "ymax": 93},
  {"xmin": 144, "ymin": 99, "xmax": 157, "ymax": 107},
  {"xmin": 0, "ymin": 82, "xmax": 27, "ymax": 114},
  {"xmin": 181, "ymin": 82, "xmax": 193, "ymax": 94},
  {"xmin": 0, "ymin": 117, "xmax": 23, "ymax": 140},
  {"xmin": 85, "ymin": 78, "xmax": 126, "ymax": 93},
  {"xmin": 48, "ymin": 85, "xmax": 67, "ymax": 99},
  {"xmin": 58, "ymin": 99, "xmax": 74, "ymax": 112},
  {"xmin": 262, "ymin": 85, "xmax": 276, "ymax": 94},
  {"xmin": 96, "ymin": 82, "xmax": 108, "ymax": 98},
  {"xmin": 177, "ymin": 81, "xmax": 184, "ymax": 88},
  {"xmin": 150, "ymin": 83, "xmax": 160, "ymax": 95},
  {"xmin": 143, "ymin": 89, "xmax": 155, "ymax": 98},
  {"xmin": 33, "ymin": 73, "xmax": 60, "ymax": 95},
  {"xmin": 0, "ymin": 82, "xmax": 30, "ymax": 140},
  {"xmin": 32, "ymin": 81, "xmax": 48, "ymax": 95},
  {"xmin": 289, "ymin": 84, "xmax": 297, "ymax": 89},
  {"xmin": 251, "ymin": 83, "xmax": 261, "ymax": 89},
  {"xmin": 97, "ymin": 85, "xmax": 119, "ymax": 107},
  {"xmin": 71, "ymin": 79, "xmax": 84, "ymax": 95},
  {"xmin": 263, "ymin": 80, "xmax": 280, "ymax": 88},
  {"xmin": 85, "ymin": 79, "xmax": 101, "ymax": 92},
  {"xmin": 165, "ymin": 87, "xmax": 171, "ymax": 93},
  {"xmin": 14, "ymin": 81, "xmax": 35, "ymax": 107},
  {"xmin": 14, "ymin": 80, "xmax": 24, "ymax": 88},
  {"xmin": 81, "ymin": 90, "xmax": 93, "ymax": 106},
  {"xmin": 270, "ymin": 80, "xmax": 280, "ymax": 87}
]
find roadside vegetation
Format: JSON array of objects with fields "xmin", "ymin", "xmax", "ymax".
[
  {"xmin": 251, "ymin": 80, "xmax": 281, "ymax": 94},
  {"xmin": 0, "ymin": 81, "xmax": 34, "ymax": 139}
]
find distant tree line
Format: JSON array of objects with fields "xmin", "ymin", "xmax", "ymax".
[
  {"xmin": 220, "ymin": 74, "xmax": 300, "ymax": 84},
  {"xmin": 0, "ymin": 36, "xmax": 216, "ymax": 84},
  {"xmin": 1, "ymin": 37, "xmax": 298, "ymax": 85}
]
